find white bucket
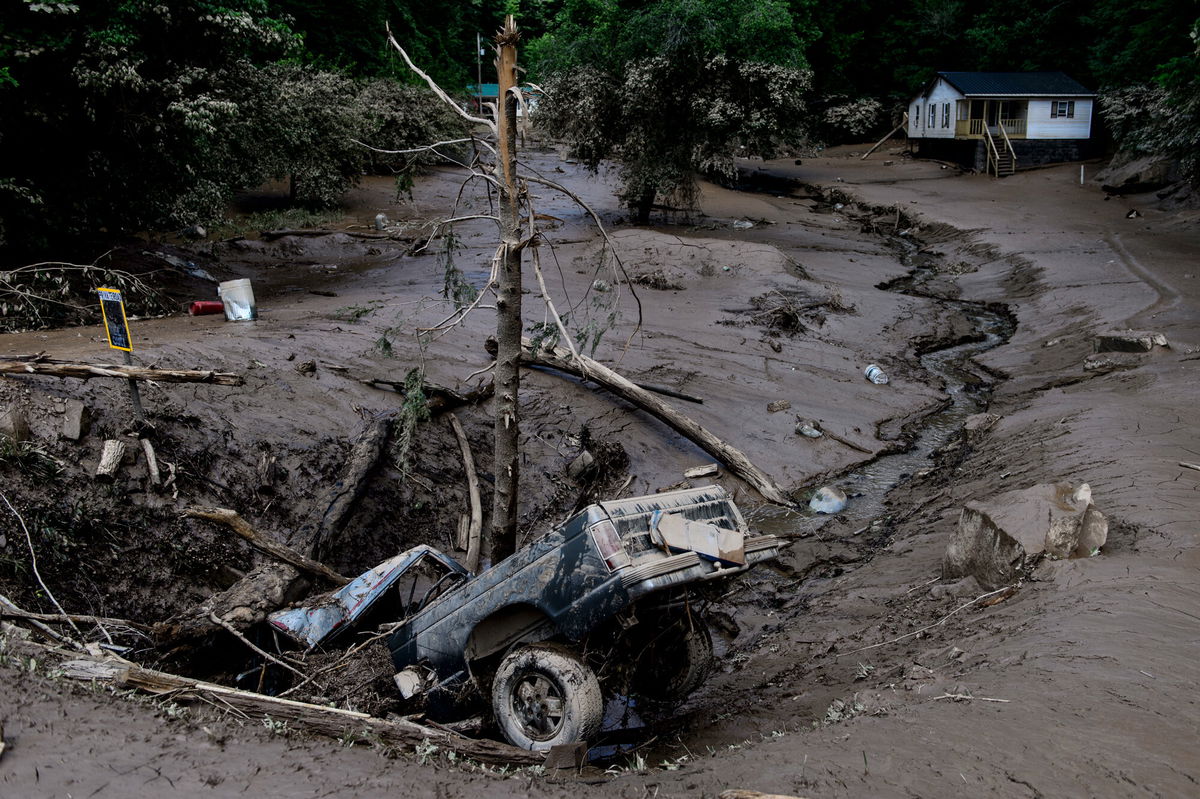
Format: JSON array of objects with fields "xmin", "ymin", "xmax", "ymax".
[{"xmin": 217, "ymin": 279, "xmax": 257, "ymax": 321}]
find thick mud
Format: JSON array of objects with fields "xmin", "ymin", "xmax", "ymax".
[{"xmin": 2, "ymin": 145, "xmax": 1198, "ymax": 798}]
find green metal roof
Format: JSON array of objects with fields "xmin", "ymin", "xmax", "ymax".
[{"xmin": 937, "ymin": 71, "xmax": 1094, "ymax": 97}]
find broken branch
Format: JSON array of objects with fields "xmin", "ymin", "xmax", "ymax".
[
  {"xmin": 521, "ymin": 340, "xmax": 795, "ymax": 507},
  {"xmin": 208, "ymin": 612, "xmax": 310, "ymax": 682},
  {"xmin": 0, "ymin": 598, "xmax": 150, "ymax": 633},
  {"xmin": 447, "ymin": 413, "xmax": 482, "ymax": 573},
  {"xmin": 182, "ymin": 507, "xmax": 349, "ymax": 586},
  {"xmin": 60, "ymin": 659, "xmax": 541, "ymax": 765}
]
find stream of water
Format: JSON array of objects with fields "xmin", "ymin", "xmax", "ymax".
[{"xmin": 750, "ymin": 235, "xmax": 1014, "ymax": 539}]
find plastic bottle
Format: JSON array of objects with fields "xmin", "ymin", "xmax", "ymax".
[{"xmin": 864, "ymin": 364, "xmax": 889, "ymax": 385}]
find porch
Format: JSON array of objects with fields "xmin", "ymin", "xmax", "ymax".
[{"xmin": 954, "ymin": 99, "xmax": 1027, "ymax": 139}]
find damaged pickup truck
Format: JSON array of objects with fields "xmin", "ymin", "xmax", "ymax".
[{"xmin": 267, "ymin": 486, "xmax": 780, "ymax": 750}]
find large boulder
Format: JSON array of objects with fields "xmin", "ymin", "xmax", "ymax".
[
  {"xmin": 943, "ymin": 482, "xmax": 1107, "ymax": 589},
  {"xmin": 1097, "ymin": 154, "xmax": 1183, "ymax": 195}
]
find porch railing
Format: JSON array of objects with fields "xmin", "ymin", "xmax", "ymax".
[
  {"xmin": 956, "ymin": 118, "xmax": 985, "ymax": 136},
  {"xmin": 1000, "ymin": 118, "xmax": 1026, "ymax": 136},
  {"xmin": 955, "ymin": 118, "xmax": 1026, "ymax": 138}
]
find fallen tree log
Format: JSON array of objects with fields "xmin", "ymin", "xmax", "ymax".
[
  {"xmin": 520, "ymin": 340, "xmax": 796, "ymax": 507},
  {"xmin": 59, "ymin": 659, "xmax": 541, "ymax": 765},
  {"xmin": 153, "ymin": 563, "xmax": 308, "ymax": 646},
  {"xmin": 294, "ymin": 415, "xmax": 392, "ymax": 559},
  {"xmin": 183, "ymin": 507, "xmax": 349, "ymax": 586},
  {"xmin": 0, "ymin": 356, "xmax": 244, "ymax": 386},
  {"xmin": 161, "ymin": 420, "xmax": 389, "ymax": 649}
]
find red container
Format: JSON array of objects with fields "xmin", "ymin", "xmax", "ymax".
[{"xmin": 189, "ymin": 300, "xmax": 224, "ymax": 316}]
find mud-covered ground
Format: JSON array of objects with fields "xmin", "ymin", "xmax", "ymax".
[{"xmin": 1, "ymin": 145, "xmax": 1198, "ymax": 798}]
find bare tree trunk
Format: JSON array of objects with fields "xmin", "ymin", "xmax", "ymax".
[{"xmin": 490, "ymin": 16, "xmax": 523, "ymax": 566}]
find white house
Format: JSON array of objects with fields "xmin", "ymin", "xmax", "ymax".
[{"xmin": 907, "ymin": 72, "xmax": 1097, "ymax": 175}]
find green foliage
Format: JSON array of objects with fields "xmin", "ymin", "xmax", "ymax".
[
  {"xmin": 439, "ymin": 231, "xmax": 478, "ymax": 310},
  {"xmin": 0, "ymin": 1, "xmax": 462, "ymax": 255},
  {"xmin": 1100, "ymin": 19, "xmax": 1200, "ymax": 182},
  {"xmin": 391, "ymin": 366, "xmax": 430, "ymax": 474},
  {"xmin": 534, "ymin": 0, "xmax": 813, "ymax": 222}
]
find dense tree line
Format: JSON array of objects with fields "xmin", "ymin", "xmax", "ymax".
[{"xmin": 1, "ymin": 0, "xmax": 1196, "ymax": 254}]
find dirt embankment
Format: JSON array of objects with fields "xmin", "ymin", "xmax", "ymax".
[{"xmin": 2, "ymin": 146, "xmax": 1198, "ymax": 797}]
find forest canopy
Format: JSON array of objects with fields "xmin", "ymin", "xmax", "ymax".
[{"xmin": 0, "ymin": 0, "xmax": 1196, "ymax": 254}]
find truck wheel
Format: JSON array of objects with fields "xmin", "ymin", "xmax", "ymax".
[
  {"xmin": 492, "ymin": 643, "xmax": 603, "ymax": 751},
  {"xmin": 632, "ymin": 614, "xmax": 714, "ymax": 712}
]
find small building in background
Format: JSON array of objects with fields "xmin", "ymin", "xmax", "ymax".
[{"xmin": 907, "ymin": 72, "xmax": 1098, "ymax": 175}]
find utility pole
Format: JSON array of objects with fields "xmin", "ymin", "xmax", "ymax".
[{"xmin": 476, "ymin": 32, "xmax": 483, "ymax": 112}]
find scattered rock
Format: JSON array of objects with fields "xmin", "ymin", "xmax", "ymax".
[
  {"xmin": 61, "ymin": 399, "xmax": 88, "ymax": 441},
  {"xmin": 767, "ymin": 399, "xmax": 791, "ymax": 413},
  {"xmin": 295, "ymin": 360, "xmax": 317, "ymax": 376},
  {"xmin": 0, "ymin": 406, "xmax": 31, "ymax": 442},
  {"xmin": 684, "ymin": 463, "xmax": 719, "ymax": 479},
  {"xmin": 809, "ymin": 485, "xmax": 847, "ymax": 514},
  {"xmin": 1094, "ymin": 329, "xmax": 1169, "ymax": 353},
  {"xmin": 1083, "ymin": 353, "xmax": 1143, "ymax": 373},
  {"xmin": 962, "ymin": 413, "xmax": 1000, "ymax": 444},
  {"xmin": 768, "ymin": 339, "xmax": 783, "ymax": 353},
  {"xmin": 943, "ymin": 482, "xmax": 1108, "ymax": 589}
]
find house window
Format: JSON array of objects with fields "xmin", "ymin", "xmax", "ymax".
[
  {"xmin": 1051, "ymin": 100, "xmax": 1075, "ymax": 119},
  {"xmin": 942, "ymin": 102, "xmax": 950, "ymax": 128},
  {"xmin": 929, "ymin": 105, "xmax": 936, "ymax": 127}
]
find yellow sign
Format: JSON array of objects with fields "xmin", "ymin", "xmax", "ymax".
[{"xmin": 97, "ymin": 287, "xmax": 133, "ymax": 352}]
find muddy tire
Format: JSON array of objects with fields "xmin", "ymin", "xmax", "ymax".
[
  {"xmin": 492, "ymin": 643, "xmax": 603, "ymax": 751},
  {"xmin": 631, "ymin": 614, "xmax": 714, "ymax": 713}
]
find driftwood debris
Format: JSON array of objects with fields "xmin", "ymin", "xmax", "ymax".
[
  {"xmin": 59, "ymin": 659, "xmax": 541, "ymax": 765},
  {"xmin": 861, "ymin": 112, "xmax": 909, "ymax": 160},
  {"xmin": 296, "ymin": 416, "xmax": 392, "ymax": 559},
  {"xmin": 154, "ymin": 563, "xmax": 307, "ymax": 647},
  {"xmin": 521, "ymin": 340, "xmax": 796, "ymax": 507},
  {"xmin": 95, "ymin": 439, "xmax": 126, "ymax": 480},
  {"xmin": 140, "ymin": 438, "xmax": 161, "ymax": 486},
  {"xmin": 0, "ymin": 594, "xmax": 150, "ymax": 633},
  {"xmin": 447, "ymin": 413, "xmax": 482, "ymax": 573},
  {"xmin": 0, "ymin": 355, "xmax": 244, "ymax": 386},
  {"xmin": 183, "ymin": 507, "xmax": 349, "ymax": 586}
]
